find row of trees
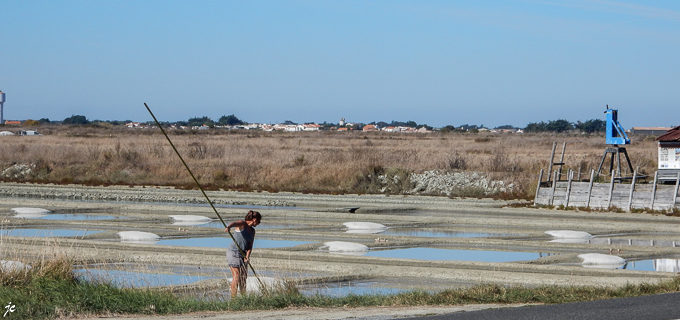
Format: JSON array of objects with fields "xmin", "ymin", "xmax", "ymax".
[
  {"xmin": 36, "ymin": 115, "xmax": 606, "ymax": 135},
  {"xmin": 49, "ymin": 114, "xmax": 245, "ymax": 127},
  {"xmin": 524, "ymin": 119, "xmax": 606, "ymax": 133},
  {"xmin": 177, "ymin": 115, "xmax": 245, "ymax": 127}
]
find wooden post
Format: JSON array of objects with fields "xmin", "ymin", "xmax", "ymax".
[
  {"xmin": 565, "ymin": 170, "xmax": 573, "ymax": 207},
  {"xmin": 649, "ymin": 171, "xmax": 658, "ymax": 210},
  {"xmin": 557, "ymin": 142, "xmax": 566, "ymax": 181},
  {"xmin": 586, "ymin": 169, "xmax": 595, "ymax": 208},
  {"xmin": 673, "ymin": 173, "xmax": 680, "ymax": 209},
  {"xmin": 534, "ymin": 169, "xmax": 544, "ymax": 205},
  {"xmin": 547, "ymin": 142, "xmax": 557, "ymax": 183},
  {"xmin": 577, "ymin": 166, "xmax": 582, "ymax": 181},
  {"xmin": 616, "ymin": 149, "xmax": 622, "ymax": 178},
  {"xmin": 627, "ymin": 170, "xmax": 638, "ymax": 211},
  {"xmin": 607, "ymin": 170, "xmax": 615, "ymax": 209},
  {"xmin": 550, "ymin": 170, "xmax": 558, "ymax": 205}
]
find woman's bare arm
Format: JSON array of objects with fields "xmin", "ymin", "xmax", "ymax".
[{"xmin": 225, "ymin": 220, "xmax": 246, "ymax": 232}]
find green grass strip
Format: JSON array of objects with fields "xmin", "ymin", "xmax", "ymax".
[{"xmin": 2, "ymin": 261, "xmax": 680, "ymax": 319}]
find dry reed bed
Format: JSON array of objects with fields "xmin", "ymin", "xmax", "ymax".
[{"xmin": 0, "ymin": 127, "xmax": 659, "ymax": 198}]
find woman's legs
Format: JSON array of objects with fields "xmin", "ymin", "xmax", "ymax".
[
  {"xmin": 238, "ymin": 265, "xmax": 248, "ymax": 295},
  {"xmin": 229, "ymin": 266, "xmax": 241, "ymax": 298},
  {"xmin": 230, "ymin": 265, "xmax": 249, "ymax": 297}
]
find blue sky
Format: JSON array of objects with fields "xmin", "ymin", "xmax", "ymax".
[{"xmin": 1, "ymin": 0, "xmax": 679, "ymax": 128}]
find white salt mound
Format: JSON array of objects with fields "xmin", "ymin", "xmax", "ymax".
[
  {"xmin": 169, "ymin": 215, "xmax": 212, "ymax": 222},
  {"xmin": 548, "ymin": 238, "xmax": 590, "ymax": 244},
  {"xmin": 578, "ymin": 253, "xmax": 626, "ymax": 268},
  {"xmin": 11, "ymin": 207, "xmax": 51, "ymax": 218},
  {"xmin": 169, "ymin": 215, "xmax": 213, "ymax": 226},
  {"xmin": 322, "ymin": 241, "xmax": 369, "ymax": 253},
  {"xmin": 343, "ymin": 222, "xmax": 387, "ymax": 230},
  {"xmin": 343, "ymin": 222, "xmax": 387, "ymax": 233},
  {"xmin": 0, "ymin": 260, "xmax": 32, "ymax": 272},
  {"xmin": 228, "ymin": 276, "xmax": 285, "ymax": 293},
  {"xmin": 118, "ymin": 231, "xmax": 160, "ymax": 243},
  {"xmin": 545, "ymin": 230, "xmax": 593, "ymax": 239}
]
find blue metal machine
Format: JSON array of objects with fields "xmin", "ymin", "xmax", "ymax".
[
  {"xmin": 597, "ymin": 106, "xmax": 634, "ymax": 180},
  {"xmin": 605, "ymin": 108, "xmax": 630, "ymax": 145}
]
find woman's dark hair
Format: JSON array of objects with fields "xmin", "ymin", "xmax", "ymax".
[{"xmin": 245, "ymin": 210, "xmax": 262, "ymax": 222}]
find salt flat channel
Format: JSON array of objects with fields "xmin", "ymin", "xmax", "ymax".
[{"xmin": 2, "ymin": 184, "xmax": 680, "ymax": 297}]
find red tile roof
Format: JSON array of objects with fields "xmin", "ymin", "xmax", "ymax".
[{"xmin": 656, "ymin": 126, "xmax": 680, "ymax": 142}]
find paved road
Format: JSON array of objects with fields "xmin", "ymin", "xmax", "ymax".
[{"xmin": 408, "ymin": 292, "xmax": 680, "ymax": 320}]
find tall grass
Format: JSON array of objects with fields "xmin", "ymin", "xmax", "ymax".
[
  {"xmin": 0, "ymin": 126, "xmax": 658, "ymax": 198},
  {"xmin": 3, "ymin": 256, "xmax": 680, "ymax": 319}
]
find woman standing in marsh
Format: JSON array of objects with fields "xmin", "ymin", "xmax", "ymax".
[{"xmin": 225, "ymin": 210, "xmax": 262, "ymax": 297}]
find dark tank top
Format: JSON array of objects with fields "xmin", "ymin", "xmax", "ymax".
[{"xmin": 229, "ymin": 226, "xmax": 254, "ymax": 252}]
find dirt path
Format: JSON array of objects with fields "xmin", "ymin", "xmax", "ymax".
[{"xmin": 66, "ymin": 304, "xmax": 532, "ymax": 320}]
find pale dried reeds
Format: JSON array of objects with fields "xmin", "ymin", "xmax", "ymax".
[{"xmin": 0, "ymin": 127, "xmax": 658, "ymax": 198}]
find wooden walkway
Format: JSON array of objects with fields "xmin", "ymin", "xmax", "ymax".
[{"xmin": 534, "ymin": 170, "xmax": 680, "ymax": 211}]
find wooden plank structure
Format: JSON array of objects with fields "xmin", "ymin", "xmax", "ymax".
[{"xmin": 535, "ymin": 169, "xmax": 680, "ymax": 211}]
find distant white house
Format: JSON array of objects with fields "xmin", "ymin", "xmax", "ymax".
[{"xmin": 301, "ymin": 124, "xmax": 321, "ymax": 131}]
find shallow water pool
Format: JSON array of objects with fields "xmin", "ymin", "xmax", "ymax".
[
  {"xmin": 364, "ymin": 247, "xmax": 544, "ymax": 262},
  {"xmin": 75, "ymin": 268, "xmax": 219, "ymax": 288},
  {"xmin": 155, "ymin": 237, "xmax": 315, "ymax": 248},
  {"xmin": 0, "ymin": 229, "xmax": 103, "ymax": 237}
]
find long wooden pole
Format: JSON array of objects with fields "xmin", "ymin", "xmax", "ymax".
[{"xmin": 143, "ymin": 103, "xmax": 266, "ymax": 292}]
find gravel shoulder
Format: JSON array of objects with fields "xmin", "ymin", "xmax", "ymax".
[{"xmin": 63, "ymin": 304, "xmax": 534, "ymax": 320}]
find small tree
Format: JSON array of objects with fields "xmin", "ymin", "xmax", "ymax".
[
  {"xmin": 63, "ymin": 115, "xmax": 89, "ymax": 125},
  {"xmin": 187, "ymin": 116, "xmax": 213, "ymax": 127},
  {"xmin": 218, "ymin": 114, "xmax": 245, "ymax": 126},
  {"xmin": 575, "ymin": 119, "xmax": 605, "ymax": 133},
  {"xmin": 23, "ymin": 119, "xmax": 40, "ymax": 126}
]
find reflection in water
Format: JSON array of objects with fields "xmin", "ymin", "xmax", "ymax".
[
  {"xmin": 621, "ymin": 259, "xmax": 680, "ymax": 272},
  {"xmin": 655, "ymin": 259, "xmax": 680, "ymax": 272}
]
